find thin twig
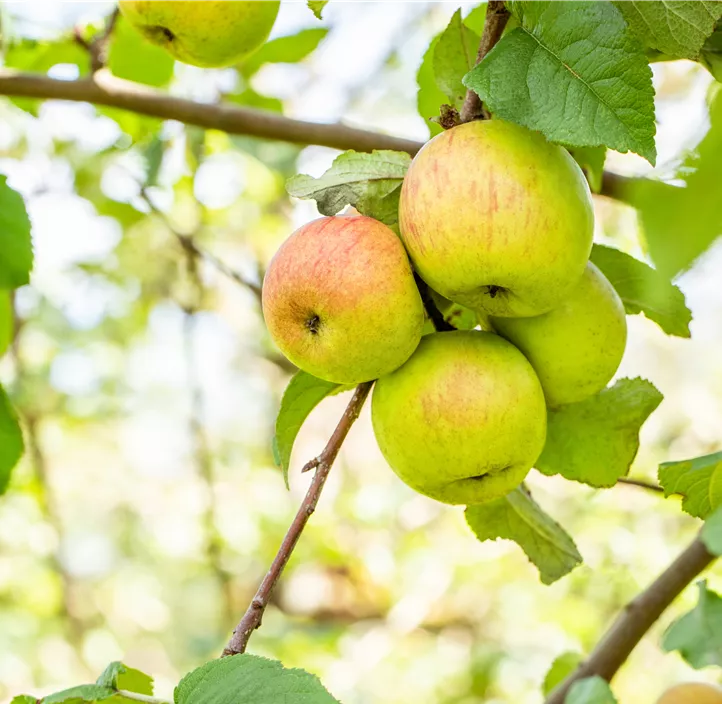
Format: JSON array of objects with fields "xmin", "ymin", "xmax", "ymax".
[
  {"xmin": 222, "ymin": 382, "xmax": 373, "ymax": 656},
  {"xmin": 545, "ymin": 533, "xmax": 716, "ymax": 704},
  {"xmin": 0, "ymin": 68, "xmax": 631, "ymax": 200},
  {"xmin": 617, "ymin": 476, "xmax": 664, "ymax": 493},
  {"xmin": 181, "ymin": 253, "xmax": 236, "ymax": 631},
  {"xmin": 459, "ymin": 0, "xmax": 511, "ymax": 123},
  {"xmin": 116, "ymin": 691, "xmax": 171, "ymax": 704},
  {"xmin": 139, "ymin": 188, "xmax": 263, "ymax": 304},
  {"xmin": 73, "ymin": 8, "xmax": 120, "ymax": 72}
]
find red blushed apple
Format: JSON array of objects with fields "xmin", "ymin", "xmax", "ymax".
[
  {"xmin": 262, "ymin": 216, "xmax": 425, "ymax": 384},
  {"xmin": 399, "ymin": 119, "xmax": 594, "ymax": 318}
]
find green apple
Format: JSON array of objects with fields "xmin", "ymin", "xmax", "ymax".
[
  {"xmin": 262, "ymin": 216, "xmax": 425, "ymax": 385},
  {"xmin": 657, "ymin": 683, "xmax": 722, "ymax": 704},
  {"xmin": 118, "ymin": 1, "xmax": 280, "ymax": 68},
  {"xmin": 399, "ymin": 119, "xmax": 594, "ymax": 317},
  {"xmin": 491, "ymin": 262, "xmax": 627, "ymax": 407},
  {"xmin": 372, "ymin": 331, "xmax": 547, "ymax": 505}
]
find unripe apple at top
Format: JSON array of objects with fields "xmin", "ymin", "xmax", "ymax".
[
  {"xmin": 399, "ymin": 119, "xmax": 594, "ymax": 317},
  {"xmin": 262, "ymin": 216, "xmax": 425, "ymax": 385},
  {"xmin": 491, "ymin": 262, "xmax": 627, "ymax": 407},
  {"xmin": 372, "ymin": 331, "xmax": 547, "ymax": 505},
  {"xmin": 657, "ymin": 682, "xmax": 722, "ymax": 704},
  {"xmin": 119, "ymin": 1, "xmax": 280, "ymax": 68}
]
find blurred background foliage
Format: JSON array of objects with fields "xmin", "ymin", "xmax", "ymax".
[{"xmin": 0, "ymin": 3, "xmax": 721, "ymax": 704}]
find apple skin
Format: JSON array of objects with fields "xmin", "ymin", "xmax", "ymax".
[
  {"xmin": 118, "ymin": 1, "xmax": 280, "ymax": 68},
  {"xmin": 262, "ymin": 216, "xmax": 425, "ymax": 385},
  {"xmin": 491, "ymin": 262, "xmax": 627, "ymax": 407},
  {"xmin": 371, "ymin": 331, "xmax": 547, "ymax": 505},
  {"xmin": 399, "ymin": 119, "xmax": 594, "ymax": 317},
  {"xmin": 657, "ymin": 683, "xmax": 722, "ymax": 704}
]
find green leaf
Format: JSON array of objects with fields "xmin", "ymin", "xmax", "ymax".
[
  {"xmin": 700, "ymin": 25, "xmax": 722, "ymax": 80},
  {"xmin": 96, "ymin": 662, "xmax": 154, "ymax": 696},
  {"xmin": 240, "ymin": 28, "xmax": 328, "ymax": 77},
  {"xmin": 465, "ymin": 486, "xmax": 582, "ymax": 585},
  {"xmin": 433, "ymin": 9, "xmax": 480, "ymax": 109},
  {"xmin": 174, "ymin": 654, "xmax": 340, "ymax": 704},
  {"xmin": 286, "ymin": 150, "xmax": 411, "ymax": 226},
  {"xmin": 565, "ymin": 676, "xmax": 618, "ymax": 704},
  {"xmin": 0, "ymin": 291, "xmax": 12, "ymax": 357},
  {"xmin": 0, "ymin": 175, "xmax": 34, "ymax": 289},
  {"xmin": 143, "ymin": 136, "xmax": 165, "ymax": 189},
  {"xmin": 702, "ymin": 506, "xmax": 722, "ymax": 556},
  {"xmin": 543, "ymin": 652, "xmax": 582, "ymax": 696},
  {"xmin": 273, "ymin": 371, "xmax": 343, "ymax": 488},
  {"xmin": 0, "ymin": 384, "xmax": 24, "ymax": 495},
  {"xmin": 625, "ymin": 89, "xmax": 722, "ymax": 277},
  {"xmin": 43, "ymin": 684, "xmax": 115, "ymax": 703},
  {"xmin": 614, "ymin": 1, "xmax": 722, "ymax": 60},
  {"xmin": 537, "ymin": 378, "xmax": 663, "ymax": 488},
  {"xmin": 429, "ymin": 291, "xmax": 478, "ymax": 331},
  {"xmin": 463, "ymin": 1, "xmax": 657, "ymax": 163},
  {"xmin": 590, "ymin": 244, "xmax": 692, "ymax": 338},
  {"xmin": 662, "ymin": 581, "xmax": 722, "ymax": 669},
  {"xmin": 308, "ymin": 1, "xmax": 329, "ymax": 20},
  {"xmin": 11, "ymin": 697, "xmax": 37, "ymax": 704},
  {"xmin": 4, "ymin": 37, "xmax": 89, "ymax": 74},
  {"xmin": 109, "ymin": 16, "xmax": 175, "ymax": 87},
  {"xmin": 568, "ymin": 146, "xmax": 606, "ymax": 194},
  {"xmin": 658, "ymin": 451, "xmax": 722, "ymax": 519},
  {"xmin": 417, "ymin": 35, "xmax": 446, "ymax": 137}
]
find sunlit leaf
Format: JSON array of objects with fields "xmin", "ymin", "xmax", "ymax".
[
  {"xmin": 240, "ymin": 28, "xmax": 328, "ymax": 77},
  {"xmin": 658, "ymin": 451, "xmax": 722, "ymax": 519},
  {"xmin": 465, "ymin": 486, "xmax": 582, "ymax": 585},
  {"xmin": 273, "ymin": 371, "xmax": 345, "ymax": 488},
  {"xmin": 543, "ymin": 651, "xmax": 582, "ymax": 696},
  {"xmin": 0, "ymin": 292, "xmax": 12, "ymax": 357},
  {"xmin": 464, "ymin": 1, "xmax": 656, "ymax": 163},
  {"xmin": 433, "ymin": 9, "xmax": 480, "ymax": 109},
  {"xmin": 0, "ymin": 176, "xmax": 33, "ymax": 289},
  {"xmin": 286, "ymin": 150, "xmax": 410, "ymax": 226},
  {"xmin": 308, "ymin": 1, "xmax": 329, "ymax": 20},
  {"xmin": 565, "ymin": 676, "xmax": 618, "ymax": 704},
  {"xmin": 615, "ymin": 1, "xmax": 722, "ymax": 60},
  {"xmin": 109, "ymin": 16, "xmax": 175, "ymax": 87},
  {"xmin": 0, "ymin": 384, "xmax": 24, "ymax": 495},
  {"xmin": 537, "ymin": 378, "xmax": 663, "ymax": 487},
  {"xmin": 590, "ymin": 244, "xmax": 692, "ymax": 338},
  {"xmin": 174, "ymin": 654, "xmax": 340, "ymax": 704},
  {"xmin": 702, "ymin": 506, "xmax": 722, "ymax": 556},
  {"xmin": 662, "ymin": 581, "xmax": 722, "ymax": 669},
  {"xmin": 569, "ymin": 146, "xmax": 606, "ymax": 193}
]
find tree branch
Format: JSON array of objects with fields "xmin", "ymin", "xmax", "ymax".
[
  {"xmin": 222, "ymin": 381, "xmax": 373, "ymax": 656},
  {"xmin": 545, "ymin": 533, "xmax": 716, "ymax": 704},
  {"xmin": 0, "ymin": 69, "xmax": 423, "ymax": 155},
  {"xmin": 459, "ymin": 0, "xmax": 511, "ymax": 123},
  {"xmin": 0, "ymin": 68, "xmax": 631, "ymax": 200}
]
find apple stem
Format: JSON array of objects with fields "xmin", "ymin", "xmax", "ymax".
[
  {"xmin": 459, "ymin": 0, "xmax": 511, "ymax": 124},
  {"xmin": 222, "ymin": 381, "xmax": 374, "ymax": 657}
]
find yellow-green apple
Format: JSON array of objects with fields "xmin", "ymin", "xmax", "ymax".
[
  {"xmin": 657, "ymin": 683, "xmax": 722, "ymax": 704},
  {"xmin": 399, "ymin": 119, "xmax": 594, "ymax": 317},
  {"xmin": 118, "ymin": 1, "xmax": 280, "ymax": 68},
  {"xmin": 491, "ymin": 262, "xmax": 626, "ymax": 407},
  {"xmin": 262, "ymin": 216, "xmax": 425, "ymax": 384},
  {"xmin": 371, "ymin": 331, "xmax": 547, "ymax": 505}
]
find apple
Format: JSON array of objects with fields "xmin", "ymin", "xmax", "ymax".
[
  {"xmin": 399, "ymin": 119, "xmax": 594, "ymax": 317},
  {"xmin": 491, "ymin": 262, "xmax": 627, "ymax": 407},
  {"xmin": 371, "ymin": 331, "xmax": 547, "ymax": 505},
  {"xmin": 657, "ymin": 683, "xmax": 722, "ymax": 704},
  {"xmin": 262, "ymin": 216, "xmax": 425, "ymax": 385},
  {"xmin": 118, "ymin": 0, "xmax": 280, "ymax": 68}
]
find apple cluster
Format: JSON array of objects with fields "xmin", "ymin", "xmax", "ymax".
[{"xmin": 263, "ymin": 120, "xmax": 627, "ymax": 506}]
